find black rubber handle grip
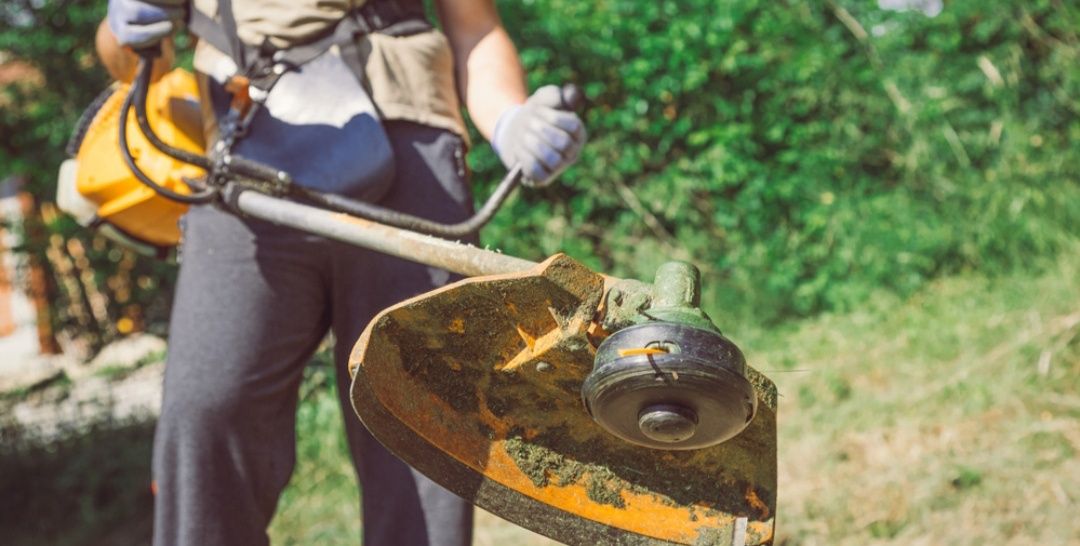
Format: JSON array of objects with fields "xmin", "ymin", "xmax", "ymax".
[
  {"xmin": 559, "ymin": 84, "xmax": 585, "ymax": 113},
  {"xmin": 133, "ymin": 44, "xmax": 163, "ymax": 59},
  {"xmin": 224, "ymin": 155, "xmax": 293, "ymax": 185}
]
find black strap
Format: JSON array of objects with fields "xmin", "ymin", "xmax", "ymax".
[
  {"xmin": 187, "ymin": 8, "xmax": 235, "ymax": 65},
  {"xmin": 186, "ymin": 0, "xmax": 433, "ymax": 156},
  {"xmin": 187, "ymin": 0, "xmax": 430, "ymax": 84},
  {"xmin": 355, "ymin": 0, "xmax": 431, "ymax": 36},
  {"xmin": 217, "ymin": 0, "xmax": 245, "ymax": 68}
]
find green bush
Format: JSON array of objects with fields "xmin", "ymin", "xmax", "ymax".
[
  {"xmin": 1, "ymin": 2, "xmax": 189, "ymax": 350},
  {"xmin": 475, "ymin": 0, "xmax": 1080, "ymax": 324},
  {"xmin": 2, "ymin": 0, "xmax": 1078, "ymax": 345}
]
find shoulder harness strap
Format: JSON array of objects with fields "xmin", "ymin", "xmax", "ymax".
[{"xmin": 187, "ymin": 0, "xmax": 432, "ymax": 95}]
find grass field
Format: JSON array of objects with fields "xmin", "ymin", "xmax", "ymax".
[
  {"xmin": 751, "ymin": 251, "xmax": 1080, "ymax": 546},
  {"xmin": 270, "ymin": 249, "xmax": 1080, "ymax": 545},
  {"xmin": 2, "ymin": 250, "xmax": 1076, "ymax": 545}
]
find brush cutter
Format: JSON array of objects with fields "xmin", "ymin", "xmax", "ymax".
[{"xmin": 61, "ymin": 51, "xmax": 778, "ymax": 545}]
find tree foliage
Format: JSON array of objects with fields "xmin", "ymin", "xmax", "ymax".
[
  {"xmin": 1, "ymin": 1, "xmax": 106, "ymax": 194},
  {"xmin": 1, "ymin": 1, "xmax": 176, "ymax": 352},
  {"xmin": 1, "ymin": 0, "xmax": 1078, "ymax": 351},
  {"xmin": 477, "ymin": 0, "xmax": 1080, "ymax": 323}
]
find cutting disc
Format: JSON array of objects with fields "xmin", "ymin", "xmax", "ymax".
[{"xmin": 349, "ymin": 254, "xmax": 777, "ymax": 545}]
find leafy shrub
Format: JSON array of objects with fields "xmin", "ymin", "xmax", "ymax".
[
  {"xmin": 474, "ymin": 0, "xmax": 1080, "ymax": 324},
  {"xmin": 2, "ymin": 0, "xmax": 1078, "ymax": 348}
]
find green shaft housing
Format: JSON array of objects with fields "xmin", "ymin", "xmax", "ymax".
[{"xmin": 601, "ymin": 261, "xmax": 720, "ymax": 333}]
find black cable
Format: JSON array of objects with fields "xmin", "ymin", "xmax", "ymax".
[
  {"xmin": 121, "ymin": 53, "xmax": 580, "ymax": 237},
  {"xmin": 118, "ymin": 61, "xmax": 217, "ymax": 204},
  {"xmin": 131, "ymin": 53, "xmax": 213, "ymax": 170},
  {"xmin": 294, "ymin": 165, "xmax": 523, "ymax": 239},
  {"xmin": 277, "ymin": 83, "xmax": 584, "ymax": 237},
  {"xmin": 128, "ymin": 53, "xmax": 288, "ymax": 188}
]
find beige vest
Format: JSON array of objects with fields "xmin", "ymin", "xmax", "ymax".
[{"xmin": 189, "ymin": 0, "xmax": 467, "ymax": 140}]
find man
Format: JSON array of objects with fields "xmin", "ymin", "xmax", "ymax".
[{"xmin": 97, "ymin": 0, "xmax": 586, "ymax": 544}]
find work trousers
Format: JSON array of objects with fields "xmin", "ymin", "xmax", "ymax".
[{"xmin": 152, "ymin": 121, "xmax": 475, "ymax": 546}]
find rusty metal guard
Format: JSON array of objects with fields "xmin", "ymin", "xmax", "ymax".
[{"xmin": 349, "ymin": 254, "xmax": 777, "ymax": 545}]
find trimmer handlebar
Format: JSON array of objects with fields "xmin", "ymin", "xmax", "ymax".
[{"xmin": 121, "ymin": 50, "xmax": 584, "ymax": 239}]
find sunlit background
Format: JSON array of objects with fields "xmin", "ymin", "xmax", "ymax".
[{"xmin": 1, "ymin": 0, "xmax": 1077, "ymax": 544}]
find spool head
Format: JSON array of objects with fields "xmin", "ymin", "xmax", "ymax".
[
  {"xmin": 582, "ymin": 262, "xmax": 757, "ymax": 450},
  {"xmin": 583, "ymin": 321, "xmax": 755, "ymax": 450}
]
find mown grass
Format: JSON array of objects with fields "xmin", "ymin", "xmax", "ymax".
[
  {"xmin": 744, "ymin": 249, "xmax": 1080, "ymax": 545},
  {"xmin": 267, "ymin": 248, "xmax": 1079, "ymax": 545},
  {"xmin": 2, "ymin": 249, "xmax": 1075, "ymax": 545}
]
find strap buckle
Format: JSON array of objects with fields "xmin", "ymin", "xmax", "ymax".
[{"xmin": 357, "ymin": 0, "xmax": 406, "ymax": 32}]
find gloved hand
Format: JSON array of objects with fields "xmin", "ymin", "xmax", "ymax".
[
  {"xmin": 107, "ymin": 0, "xmax": 183, "ymax": 48},
  {"xmin": 492, "ymin": 85, "xmax": 587, "ymax": 188}
]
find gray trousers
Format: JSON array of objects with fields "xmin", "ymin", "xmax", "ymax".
[{"xmin": 152, "ymin": 121, "xmax": 475, "ymax": 546}]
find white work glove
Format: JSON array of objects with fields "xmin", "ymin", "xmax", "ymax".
[
  {"xmin": 107, "ymin": 0, "xmax": 183, "ymax": 48},
  {"xmin": 492, "ymin": 85, "xmax": 587, "ymax": 188}
]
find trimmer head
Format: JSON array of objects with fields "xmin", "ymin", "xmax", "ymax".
[
  {"xmin": 349, "ymin": 254, "xmax": 777, "ymax": 545},
  {"xmin": 583, "ymin": 321, "xmax": 757, "ymax": 450}
]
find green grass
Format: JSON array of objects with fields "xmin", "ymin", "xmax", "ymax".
[
  {"xmin": 740, "ymin": 249, "xmax": 1080, "ymax": 545},
  {"xmin": 3, "ymin": 249, "xmax": 1076, "ymax": 545},
  {"xmin": 92, "ymin": 350, "xmax": 168, "ymax": 381},
  {"xmin": 268, "ymin": 364, "xmax": 362, "ymax": 545},
  {"xmin": 265, "ymin": 247, "xmax": 1079, "ymax": 545}
]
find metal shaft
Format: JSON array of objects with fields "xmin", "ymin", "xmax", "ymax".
[{"xmin": 235, "ymin": 190, "xmax": 537, "ymax": 278}]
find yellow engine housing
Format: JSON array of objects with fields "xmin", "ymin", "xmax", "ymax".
[{"xmin": 61, "ymin": 68, "xmax": 205, "ymax": 248}]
